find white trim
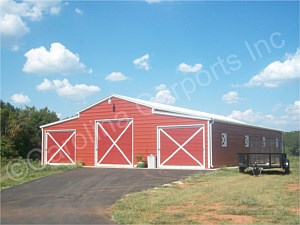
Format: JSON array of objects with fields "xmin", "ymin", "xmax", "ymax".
[
  {"xmin": 78, "ymin": 96, "xmax": 113, "ymax": 114},
  {"xmin": 45, "ymin": 130, "xmax": 76, "ymax": 165},
  {"xmin": 47, "ymin": 163, "xmax": 75, "ymax": 166},
  {"xmin": 95, "ymin": 118, "xmax": 134, "ymax": 167},
  {"xmin": 157, "ymin": 124, "xmax": 205, "ymax": 168},
  {"xmin": 44, "ymin": 130, "xmax": 47, "ymax": 164},
  {"xmin": 44, "ymin": 129, "xmax": 77, "ymax": 133},
  {"xmin": 40, "ymin": 94, "xmax": 282, "ymax": 133},
  {"xmin": 153, "ymin": 109, "xmax": 210, "ymax": 121},
  {"xmin": 95, "ymin": 164, "xmax": 135, "ymax": 168},
  {"xmin": 47, "ymin": 132, "xmax": 75, "ymax": 164},
  {"xmin": 208, "ymin": 120, "xmax": 215, "ymax": 168},
  {"xmin": 160, "ymin": 128, "xmax": 203, "ymax": 166},
  {"xmin": 94, "ymin": 120, "xmax": 98, "ymax": 166},
  {"xmin": 157, "ymin": 165, "xmax": 205, "ymax": 170},
  {"xmin": 157, "ymin": 126, "xmax": 161, "ymax": 169},
  {"xmin": 203, "ymin": 124, "xmax": 206, "ymax": 169},
  {"xmin": 40, "ymin": 115, "xmax": 79, "ymax": 128},
  {"xmin": 132, "ymin": 119, "xmax": 134, "ymax": 169},
  {"xmin": 41, "ymin": 127, "xmax": 44, "ymax": 165},
  {"xmin": 97, "ymin": 122, "xmax": 132, "ymax": 165},
  {"xmin": 158, "ymin": 124, "xmax": 205, "ymax": 129}
]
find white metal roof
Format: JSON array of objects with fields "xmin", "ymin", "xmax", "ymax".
[
  {"xmin": 75, "ymin": 94, "xmax": 248, "ymax": 126},
  {"xmin": 41, "ymin": 94, "xmax": 281, "ymax": 131}
]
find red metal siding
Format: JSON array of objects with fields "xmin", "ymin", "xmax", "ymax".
[
  {"xmin": 42, "ymin": 97, "xmax": 209, "ymax": 167},
  {"xmin": 211, "ymin": 122, "xmax": 282, "ymax": 167}
]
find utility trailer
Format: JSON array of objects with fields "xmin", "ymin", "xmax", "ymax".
[{"xmin": 237, "ymin": 141, "xmax": 290, "ymax": 175}]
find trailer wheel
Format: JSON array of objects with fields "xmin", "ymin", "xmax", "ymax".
[
  {"xmin": 239, "ymin": 167, "xmax": 245, "ymax": 173},
  {"xmin": 284, "ymin": 159, "xmax": 290, "ymax": 174},
  {"xmin": 252, "ymin": 167, "xmax": 261, "ymax": 176}
]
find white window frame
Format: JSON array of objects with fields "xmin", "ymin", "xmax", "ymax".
[
  {"xmin": 221, "ymin": 133, "xmax": 227, "ymax": 148},
  {"xmin": 262, "ymin": 137, "xmax": 266, "ymax": 148},
  {"xmin": 245, "ymin": 135, "xmax": 250, "ymax": 148}
]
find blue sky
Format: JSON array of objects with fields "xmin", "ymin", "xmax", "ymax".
[{"xmin": 1, "ymin": 0, "xmax": 299, "ymax": 131}]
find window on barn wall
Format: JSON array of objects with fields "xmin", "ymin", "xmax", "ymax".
[
  {"xmin": 262, "ymin": 137, "xmax": 266, "ymax": 148},
  {"xmin": 221, "ymin": 133, "xmax": 227, "ymax": 147},
  {"xmin": 275, "ymin": 138, "xmax": 279, "ymax": 148},
  {"xmin": 245, "ymin": 135, "xmax": 250, "ymax": 148}
]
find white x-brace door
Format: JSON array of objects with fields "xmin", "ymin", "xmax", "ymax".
[
  {"xmin": 95, "ymin": 119, "xmax": 133, "ymax": 167},
  {"xmin": 158, "ymin": 125, "xmax": 204, "ymax": 168},
  {"xmin": 45, "ymin": 130, "xmax": 76, "ymax": 164}
]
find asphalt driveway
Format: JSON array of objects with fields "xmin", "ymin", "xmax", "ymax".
[{"xmin": 1, "ymin": 168, "xmax": 205, "ymax": 224}]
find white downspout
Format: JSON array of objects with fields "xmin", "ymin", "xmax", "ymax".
[
  {"xmin": 41, "ymin": 128, "xmax": 44, "ymax": 165},
  {"xmin": 209, "ymin": 119, "xmax": 215, "ymax": 168}
]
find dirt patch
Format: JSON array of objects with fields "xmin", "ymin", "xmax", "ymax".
[
  {"xmin": 205, "ymin": 203, "xmax": 222, "ymax": 210},
  {"xmin": 187, "ymin": 211, "xmax": 254, "ymax": 224},
  {"xmin": 291, "ymin": 208, "xmax": 300, "ymax": 214},
  {"xmin": 166, "ymin": 202, "xmax": 254, "ymax": 224},
  {"xmin": 287, "ymin": 184, "xmax": 300, "ymax": 191},
  {"xmin": 165, "ymin": 206, "xmax": 184, "ymax": 214}
]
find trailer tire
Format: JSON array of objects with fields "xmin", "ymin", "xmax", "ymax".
[
  {"xmin": 252, "ymin": 167, "xmax": 261, "ymax": 176},
  {"xmin": 284, "ymin": 159, "xmax": 290, "ymax": 174}
]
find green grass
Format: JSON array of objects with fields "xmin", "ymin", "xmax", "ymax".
[
  {"xmin": 112, "ymin": 156, "xmax": 300, "ymax": 224},
  {"xmin": 0, "ymin": 158, "xmax": 79, "ymax": 189}
]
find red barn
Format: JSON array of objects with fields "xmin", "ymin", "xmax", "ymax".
[{"xmin": 40, "ymin": 94, "xmax": 282, "ymax": 169}]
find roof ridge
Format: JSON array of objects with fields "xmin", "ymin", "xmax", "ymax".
[{"xmin": 111, "ymin": 94, "xmax": 247, "ymax": 125}]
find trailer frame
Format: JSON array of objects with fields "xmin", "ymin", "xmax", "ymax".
[{"xmin": 237, "ymin": 140, "xmax": 290, "ymax": 175}]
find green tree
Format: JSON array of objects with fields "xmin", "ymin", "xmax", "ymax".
[
  {"xmin": 0, "ymin": 102, "xmax": 20, "ymax": 158},
  {"xmin": 284, "ymin": 131, "xmax": 300, "ymax": 156},
  {"xmin": 0, "ymin": 101, "xmax": 59, "ymax": 159}
]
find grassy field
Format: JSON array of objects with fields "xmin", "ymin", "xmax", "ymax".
[
  {"xmin": 112, "ymin": 156, "xmax": 300, "ymax": 224},
  {"xmin": 0, "ymin": 158, "xmax": 79, "ymax": 189}
]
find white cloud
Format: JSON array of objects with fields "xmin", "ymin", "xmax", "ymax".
[
  {"xmin": 1, "ymin": 0, "xmax": 62, "ymax": 21},
  {"xmin": 222, "ymin": 91, "xmax": 240, "ymax": 104},
  {"xmin": 36, "ymin": 79, "xmax": 100, "ymax": 101},
  {"xmin": 285, "ymin": 100, "xmax": 300, "ymax": 114},
  {"xmin": 0, "ymin": 14, "xmax": 30, "ymax": 50},
  {"xmin": 177, "ymin": 63, "xmax": 203, "ymax": 73},
  {"xmin": 0, "ymin": 0, "xmax": 62, "ymax": 50},
  {"xmin": 150, "ymin": 84, "xmax": 176, "ymax": 105},
  {"xmin": 285, "ymin": 100, "xmax": 300, "ymax": 123},
  {"xmin": 133, "ymin": 54, "xmax": 150, "ymax": 70},
  {"xmin": 105, "ymin": 72, "xmax": 129, "ymax": 82},
  {"xmin": 36, "ymin": 78, "xmax": 53, "ymax": 91},
  {"xmin": 23, "ymin": 42, "xmax": 92, "ymax": 75},
  {"xmin": 228, "ymin": 109, "xmax": 269, "ymax": 123},
  {"xmin": 245, "ymin": 48, "xmax": 300, "ymax": 88},
  {"xmin": 228, "ymin": 101, "xmax": 300, "ymax": 131},
  {"xmin": 10, "ymin": 93, "xmax": 31, "ymax": 104},
  {"xmin": 74, "ymin": 8, "xmax": 83, "ymax": 15}
]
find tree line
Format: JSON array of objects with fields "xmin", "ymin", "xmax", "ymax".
[
  {"xmin": 1, "ymin": 101, "xmax": 58, "ymax": 160},
  {"xmin": 0, "ymin": 100, "xmax": 299, "ymax": 160},
  {"xmin": 283, "ymin": 131, "xmax": 300, "ymax": 156}
]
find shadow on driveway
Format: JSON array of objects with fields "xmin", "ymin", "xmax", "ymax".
[{"xmin": 1, "ymin": 168, "xmax": 208, "ymax": 224}]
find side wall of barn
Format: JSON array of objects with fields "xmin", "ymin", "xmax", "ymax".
[
  {"xmin": 42, "ymin": 97, "xmax": 210, "ymax": 167},
  {"xmin": 211, "ymin": 122, "xmax": 282, "ymax": 168}
]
